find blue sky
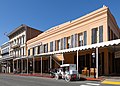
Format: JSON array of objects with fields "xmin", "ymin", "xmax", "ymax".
[{"xmin": 0, "ymin": 0, "xmax": 120, "ymax": 45}]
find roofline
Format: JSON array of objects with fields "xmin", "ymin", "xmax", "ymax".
[
  {"xmin": 27, "ymin": 5, "xmax": 109, "ymax": 44},
  {"xmin": 7, "ymin": 24, "xmax": 27, "ymax": 37}
]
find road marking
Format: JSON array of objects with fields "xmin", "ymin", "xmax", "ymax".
[
  {"xmin": 86, "ymin": 83, "xmax": 100, "ymax": 85},
  {"xmin": 80, "ymin": 85, "xmax": 90, "ymax": 86}
]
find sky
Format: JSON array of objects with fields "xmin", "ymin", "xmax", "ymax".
[{"xmin": 0, "ymin": 0, "xmax": 120, "ymax": 45}]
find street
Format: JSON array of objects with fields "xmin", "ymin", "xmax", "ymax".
[{"xmin": 0, "ymin": 74, "xmax": 118, "ymax": 86}]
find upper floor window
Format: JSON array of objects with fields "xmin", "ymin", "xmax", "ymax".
[
  {"xmin": 44, "ymin": 44, "xmax": 48, "ymax": 53},
  {"xmin": 50, "ymin": 41, "xmax": 53, "ymax": 52},
  {"xmin": 92, "ymin": 28, "xmax": 98, "ymax": 44},
  {"xmin": 28, "ymin": 49, "xmax": 30, "ymax": 56},
  {"xmin": 32, "ymin": 48, "xmax": 35, "ymax": 55},
  {"xmin": 67, "ymin": 37, "xmax": 71, "ymax": 48},
  {"xmin": 37, "ymin": 46, "xmax": 40, "ymax": 54},
  {"xmin": 78, "ymin": 33, "xmax": 83, "ymax": 46},
  {"xmin": 57, "ymin": 40, "xmax": 61, "ymax": 50},
  {"xmin": 99, "ymin": 26, "xmax": 103, "ymax": 43}
]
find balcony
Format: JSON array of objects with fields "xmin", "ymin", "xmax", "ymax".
[{"xmin": 11, "ymin": 43, "xmax": 20, "ymax": 49}]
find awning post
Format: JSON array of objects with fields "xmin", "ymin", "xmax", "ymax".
[
  {"xmin": 50, "ymin": 56, "xmax": 52, "ymax": 69},
  {"xmin": 77, "ymin": 50, "xmax": 79, "ymax": 72},
  {"xmin": 13, "ymin": 59, "xmax": 14, "ymax": 73},
  {"xmin": 33, "ymin": 57, "xmax": 35, "ymax": 74},
  {"xmin": 96, "ymin": 47, "xmax": 98, "ymax": 78},
  {"xmin": 27, "ymin": 58, "xmax": 28, "ymax": 74},
  {"xmin": 17, "ymin": 60, "xmax": 18, "ymax": 72},
  {"xmin": 41, "ymin": 57, "xmax": 42, "ymax": 75},
  {"xmin": 21, "ymin": 59, "xmax": 23, "ymax": 73}
]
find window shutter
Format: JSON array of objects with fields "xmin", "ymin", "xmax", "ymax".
[
  {"xmin": 63, "ymin": 37, "xmax": 67, "ymax": 49},
  {"xmin": 60, "ymin": 38, "xmax": 63, "ymax": 50},
  {"xmin": 71, "ymin": 35, "xmax": 73, "ymax": 48},
  {"xmin": 84, "ymin": 31, "xmax": 87, "ymax": 45},
  {"xmin": 75, "ymin": 34, "xmax": 78, "ymax": 47}
]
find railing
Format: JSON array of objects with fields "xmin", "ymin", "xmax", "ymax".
[{"xmin": 11, "ymin": 43, "xmax": 20, "ymax": 49}]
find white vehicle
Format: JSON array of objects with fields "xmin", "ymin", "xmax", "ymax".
[{"xmin": 55, "ymin": 64, "xmax": 79, "ymax": 82}]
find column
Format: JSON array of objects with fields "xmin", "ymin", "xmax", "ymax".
[
  {"xmin": 77, "ymin": 50, "xmax": 79, "ymax": 72},
  {"xmin": 21, "ymin": 59, "xmax": 23, "ymax": 73},
  {"xmin": 96, "ymin": 47, "xmax": 98, "ymax": 78},
  {"xmin": 27, "ymin": 58, "xmax": 28, "ymax": 74},
  {"xmin": 13, "ymin": 59, "xmax": 14, "ymax": 73},
  {"xmin": 50, "ymin": 56, "xmax": 52, "ymax": 76},
  {"xmin": 50, "ymin": 56, "xmax": 52, "ymax": 69},
  {"xmin": 17, "ymin": 60, "xmax": 18, "ymax": 72},
  {"xmin": 41, "ymin": 57, "xmax": 42, "ymax": 75},
  {"xmin": 33, "ymin": 57, "xmax": 35, "ymax": 74}
]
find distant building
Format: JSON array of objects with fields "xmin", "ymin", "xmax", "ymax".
[
  {"xmin": 0, "ymin": 42, "xmax": 10, "ymax": 73},
  {"xmin": 7, "ymin": 24, "xmax": 42, "ymax": 73}
]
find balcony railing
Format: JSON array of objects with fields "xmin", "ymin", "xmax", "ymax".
[{"xmin": 11, "ymin": 43, "xmax": 20, "ymax": 49}]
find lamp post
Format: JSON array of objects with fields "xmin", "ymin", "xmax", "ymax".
[{"xmin": 92, "ymin": 52, "xmax": 96, "ymax": 78}]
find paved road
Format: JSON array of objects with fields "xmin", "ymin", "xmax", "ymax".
[{"xmin": 0, "ymin": 74, "xmax": 118, "ymax": 86}]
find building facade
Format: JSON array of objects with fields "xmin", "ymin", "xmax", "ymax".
[
  {"xmin": 26, "ymin": 6, "xmax": 120, "ymax": 78},
  {"xmin": 0, "ymin": 42, "xmax": 10, "ymax": 73},
  {"xmin": 7, "ymin": 24, "xmax": 42, "ymax": 73}
]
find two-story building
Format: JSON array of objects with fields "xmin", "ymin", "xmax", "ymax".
[
  {"xmin": 7, "ymin": 24, "xmax": 42, "ymax": 73},
  {"xmin": 27, "ymin": 6, "xmax": 120, "ymax": 78}
]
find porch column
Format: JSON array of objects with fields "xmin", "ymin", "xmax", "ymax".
[
  {"xmin": 27, "ymin": 58, "xmax": 28, "ymax": 74},
  {"xmin": 77, "ymin": 50, "xmax": 79, "ymax": 72},
  {"xmin": 13, "ymin": 59, "xmax": 14, "ymax": 73},
  {"xmin": 41, "ymin": 57, "xmax": 42, "ymax": 75},
  {"xmin": 50, "ymin": 56, "xmax": 52, "ymax": 69},
  {"xmin": 21, "ymin": 59, "xmax": 23, "ymax": 73},
  {"xmin": 62, "ymin": 53, "xmax": 64, "ymax": 65},
  {"xmin": 33, "ymin": 57, "xmax": 35, "ymax": 74},
  {"xmin": 6, "ymin": 60, "xmax": 8, "ymax": 73},
  {"xmin": 17, "ymin": 60, "xmax": 18, "ymax": 71},
  {"xmin": 96, "ymin": 47, "xmax": 98, "ymax": 78}
]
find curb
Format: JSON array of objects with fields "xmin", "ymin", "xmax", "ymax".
[{"xmin": 101, "ymin": 80, "xmax": 120, "ymax": 85}]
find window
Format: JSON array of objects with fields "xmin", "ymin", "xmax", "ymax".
[
  {"xmin": 40, "ymin": 45, "xmax": 43, "ymax": 53},
  {"xmin": 23, "ymin": 35, "xmax": 25, "ymax": 44},
  {"xmin": 99, "ymin": 26, "xmax": 103, "ymax": 43},
  {"xmin": 28, "ymin": 49, "xmax": 30, "ymax": 56},
  {"xmin": 44, "ymin": 44, "xmax": 48, "ymax": 53},
  {"xmin": 84, "ymin": 31, "xmax": 87, "ymax": 45},
  {"xmin": 23, "ymin": 47, "xmax": 24, "ymax": 56},
  {"xmin": 37, "ymin": 46, "xmax": 40, "ymax": 54},
  {"xmin": 108, "ymin": 26, "xmax": 110, "ymax": 41},
  {"xmin": 33, "ymin": 48, "xmax": 35, "ymax": 55},
  {"xmin": 57, "ymin": 40, "xmax": 61, "ymax": 50},
  {"xmin": 78, "ymin": 33, "xmax": 83, "ymax": 46},
  {"xmin": 67, "ymin": 37, "xmax": 71, "ymax": 48},
  {"xmin": 92, "ymin": 28, "xmax": 98, "ymax": 44},
  {"xmin": 50, "ymin": 41, "xmax": 53, "ymax": 52},
  {"xmin": 61, "ymin": 38, "xmax": 63, "ymax": 50},
  {"xmin": 63, "ymin": 37, "xmax": 67, "ymax": 49}
]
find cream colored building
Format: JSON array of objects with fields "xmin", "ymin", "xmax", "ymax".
[{"xmin": 26, "ymin": 6, "xmax": 120, "ymax": 78}]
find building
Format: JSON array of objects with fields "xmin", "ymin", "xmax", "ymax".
[
  {"xmin": 26, "ymin": 6, "xmax": 120, "ymax": 78},
  {"xmin": 7, "ymin": 24, "xmax": 42, "ymax": 73},
  {"xmin": 0, "ymin": 42, "xmax": 10, "ymax": 73}
]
